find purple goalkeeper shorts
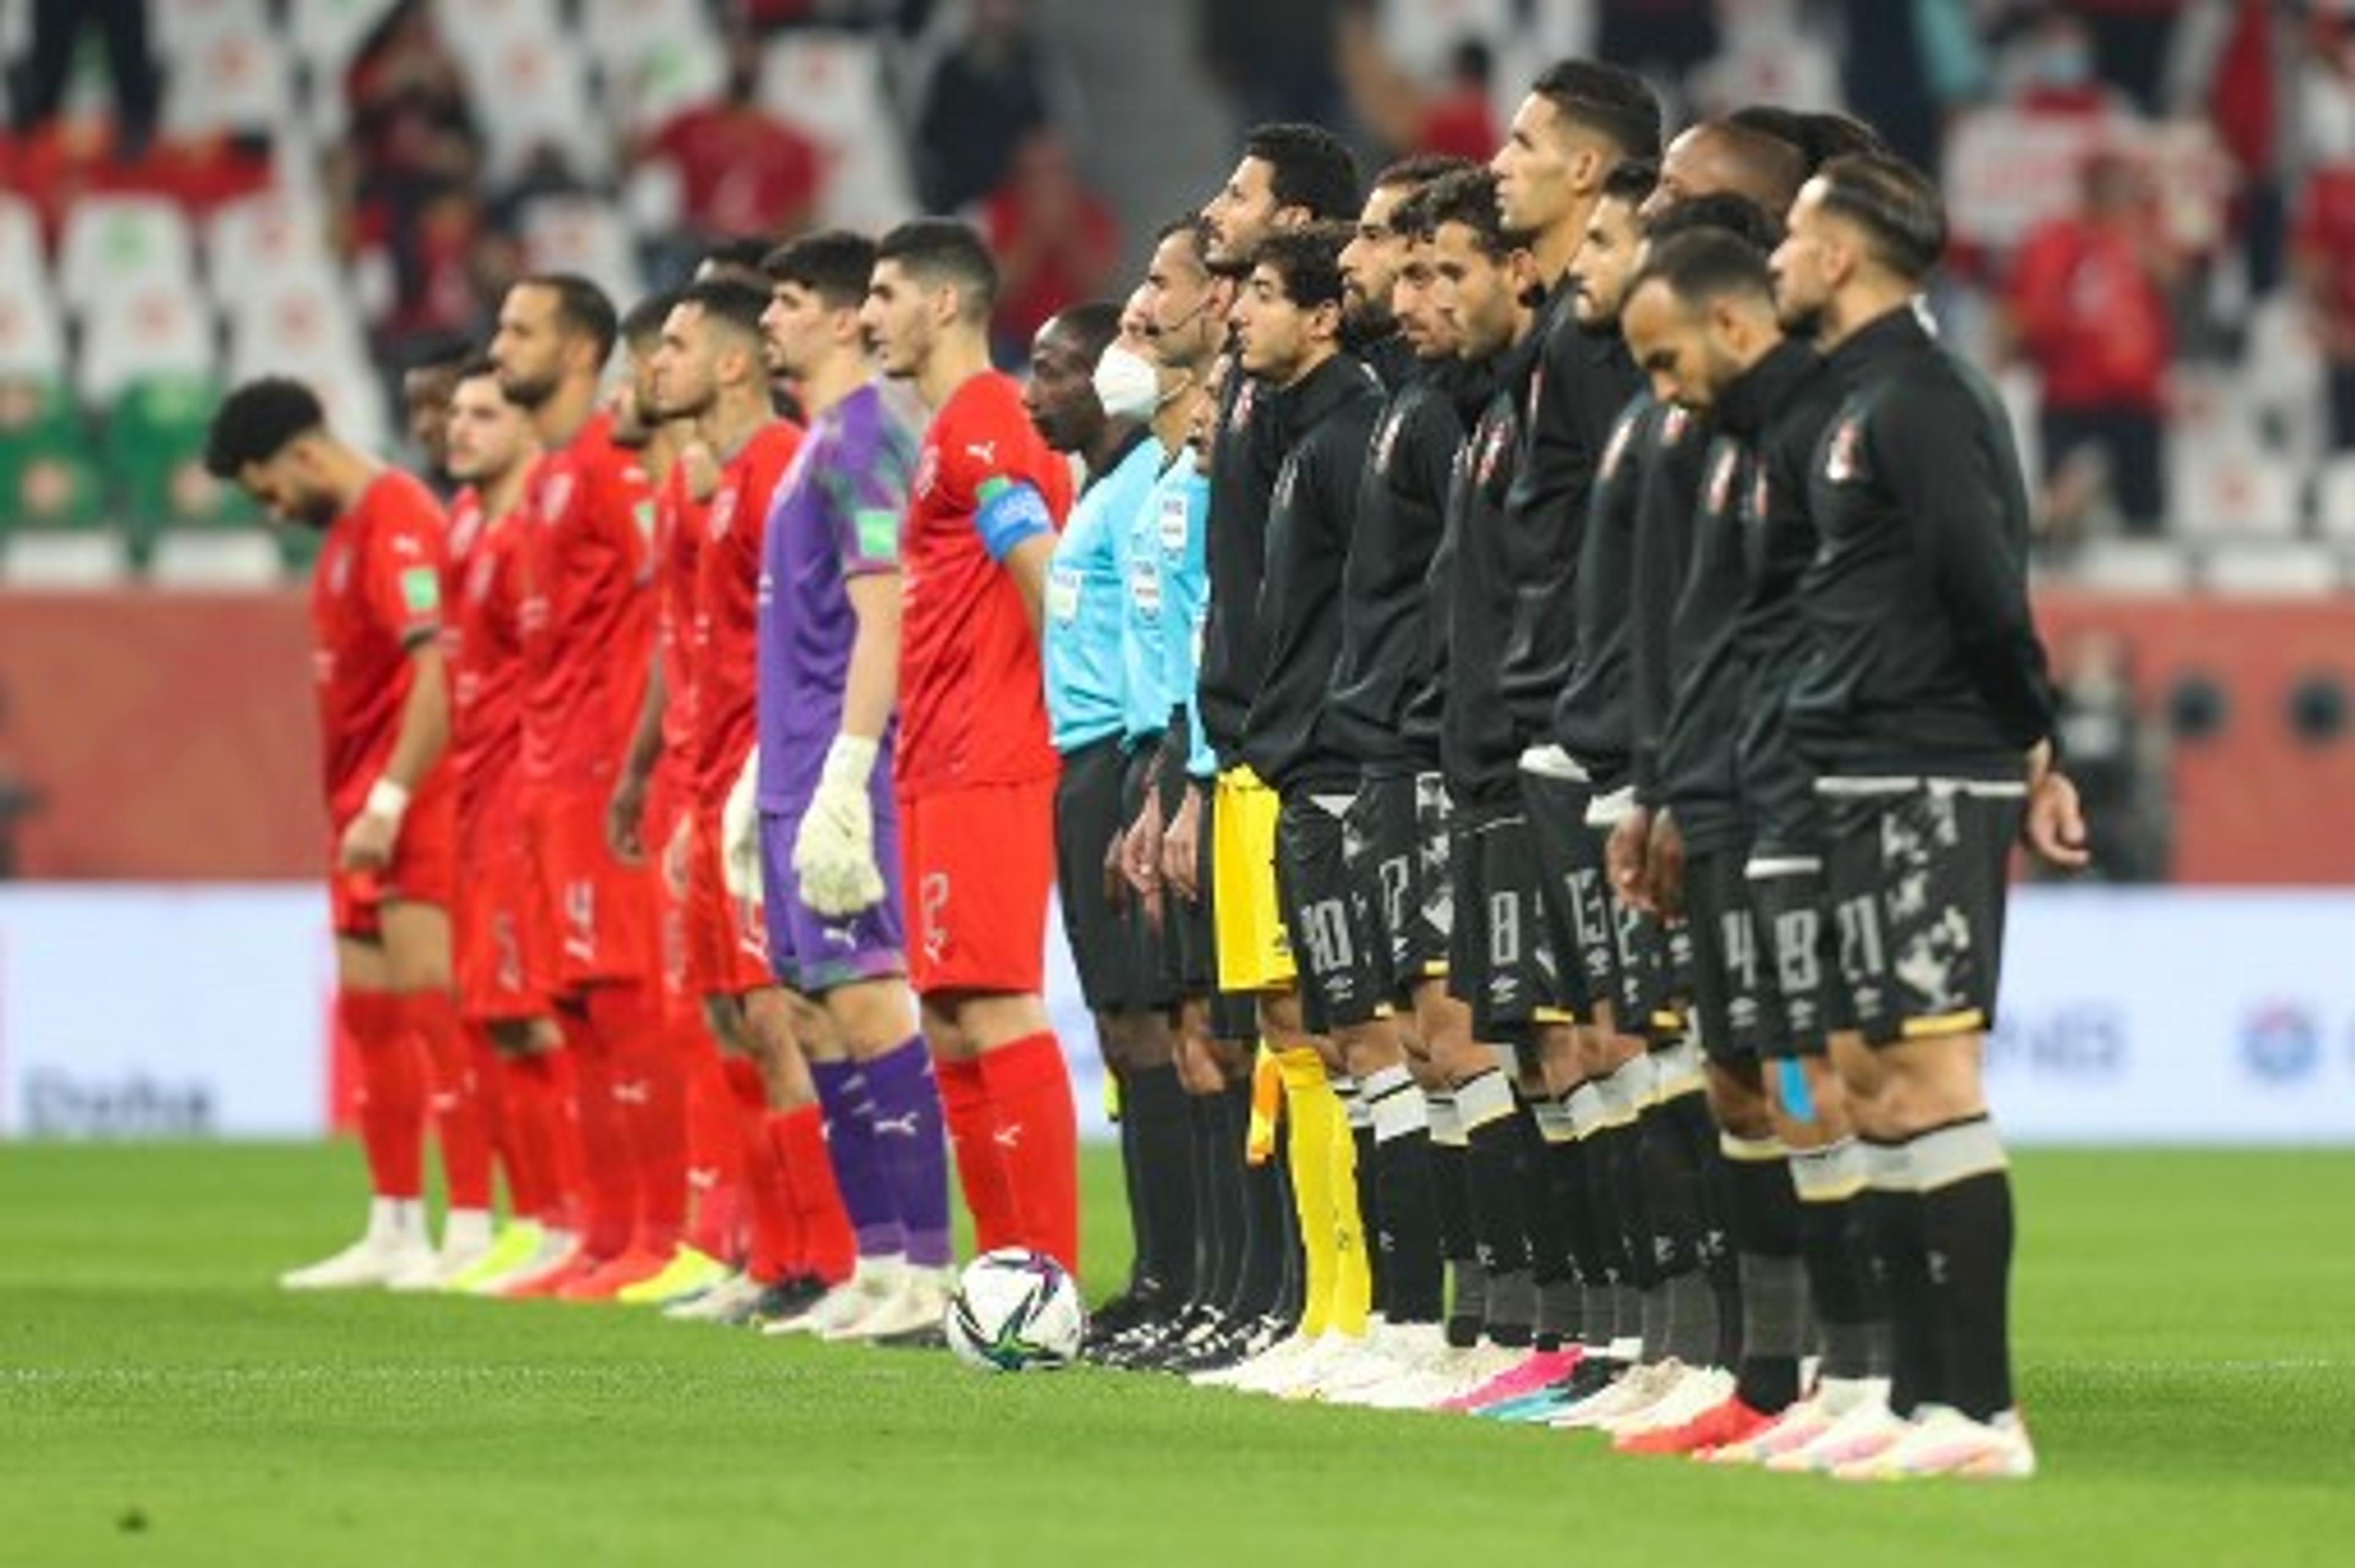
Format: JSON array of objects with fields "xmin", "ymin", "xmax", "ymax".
[{"xmin": 757, "ymin": 799, "xmax": 907, "ymax": 995}]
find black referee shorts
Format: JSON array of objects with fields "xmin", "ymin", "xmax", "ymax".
[
  {"xmin": 1053, "ymin": 737, "xmax": 1165, "ymax": 1014},
  {"xmin": 1820, "ymin": 776, "xmax": 2023, "ymax": 1049}
]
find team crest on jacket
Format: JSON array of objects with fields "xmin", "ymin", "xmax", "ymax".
[
  {"xmin": 540, "ymin": 472, "xmax": 575, "ymax": 524},
  {"xmin": 1707, "ymin": 449, "xmax": 1738, "ymax": 514},
  {"xmin": 1825, "ymin": 416, "xmax": 1863, "ymax": 483},
  {"xmin": 1661, "ymin": 405, "xmax": 1692, "ymax": 445}
]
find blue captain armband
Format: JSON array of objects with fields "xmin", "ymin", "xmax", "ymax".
[{"xmin": 973, "ymin": 478, "xmax": 1053, "ymax": 562}]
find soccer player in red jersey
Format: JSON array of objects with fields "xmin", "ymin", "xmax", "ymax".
[
  {"xmin": 641, "ymin": 277, "xmax": 859, "ymax": 1312},
  {"xmin": 204, "ymin": 377, "xmax": 477, "ymax": 1290},
  {"xmin": 486, "ymin": 273, "xmax": 670, "ymax": 1299},
  {"xmin": 857, "ymin": 220, "xmax": 1083, "ymax": 1271},
  {"xmin": 434, "ymin": 359, "xmax": 590, "ymax": 1294}
]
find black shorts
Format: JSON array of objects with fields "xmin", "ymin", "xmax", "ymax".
[
  {"xmin": 1123, "ymin": 744, "xmax": 1185, "ymax": 1011},
  {"xmin": 1343, "ymin": 770, "xmax": 1450, "ymax": 1003},
  {"xmin": 1520, "ymin": 767, "xmax": 1606, "ymax": 1019},
  {"xmin": 1193, "ymin": 777, "xmax": 1262, "ymax": 1042},
  {"xmin": 1447, "ymin": 799, "xmax": 1562, "ymax": 1040},
  {"xmin": 1586, "ymin": 787, "xmax": 1681, "ymax": 1039},
  {"xmin": 1683, "ymin": 847, "xmax": 1779, "ymax": 1063},
  {"xmin": 1744, "ymin": 853, "xmax": 1839, "ymax": 1054},
  {"xmin": 1820, "ymin": 777, "xmax": 2023, "ymax": 1049},
  {"xmin": 1276, "ymin": 789, "xmax": 1389, "ymax": 1033},
  {"xmin": 1054, "ymin": 738, "xmax": 1166, "ymax": 1014}
]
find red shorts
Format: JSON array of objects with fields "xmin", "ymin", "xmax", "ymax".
[
  {"xmin": 328, "ymin": 788, "xmax": 456, "ymax": 938},
  {"xmin": 453, "ymin": 839, "xmax": 554, "ymax": 1022},
  {"xmin": 686, "ymin": 806, "xmax": 775, "ymax": 997},
  {"xmin": 899, "ymin": 776, "xmax": 1055, "ymax": 999},
  {"xmin": 528, "ymin": 788, "xmax": 657, "ymax": 989},
  {"xmin": 647, "ymin": 767, "xmax": 697, "ymax": 1017}
]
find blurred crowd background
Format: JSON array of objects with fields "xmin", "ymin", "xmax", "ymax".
[{"xmin": 11, "ymin": 0, "xmax": 2355, "ymax": 888}]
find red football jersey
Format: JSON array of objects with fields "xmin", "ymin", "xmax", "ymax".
[
  {"xmin": 309, "ymin": 467, "xmax": 451, "ymax": 824},
  {"xmin": 654, "ymin": 462, "xmax": 706, "ymax": 775},
  {"xmin": 517, "ymin": 412, "xmax": 656, "ymax": 795},
  {"xmin": 895, "ymin": 372, "xmax": 1073, "ymax": 795},
  {"xmin": 693, "ymin": 418, "xmax": 804, "ymax": 805},
  {"xmin": 443, "ymin": 478, "xmax": 534, "ymax": 836}
]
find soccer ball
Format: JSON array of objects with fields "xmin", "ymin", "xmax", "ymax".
[{"xmin": 943, "ymin": 1249, "xmax": 1087, "ymax": 1372}]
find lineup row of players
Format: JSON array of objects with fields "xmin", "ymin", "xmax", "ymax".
[{"xmin": 203, "ymin": 53, "xmax": 2087, "ymax": 1480}]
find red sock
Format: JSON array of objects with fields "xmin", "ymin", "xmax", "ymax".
[
  {"xmin": 339, "ymin": 990, "xmax": 426, "ymax": 1199},
  {"xmin": 497, "ymin": 1049, "xmax": 563, "ymax": 1226},
  {"xmin": 545, "ymin": 1042, "xmax": 587, "ymax": 1231},
  {"xmin": 681, "ymin": 1025, "xmax": 744, "ymax": 1262},
  {"xmin": 768, "ymin": 1105, "xmax": 854, "ymax": 1286},
  {"xmin": 590, "ymin": 984, "xmax": 683, "ymax": 1255},
  {"xmin": 404, "ymin": 991, "xmax": 492, "ymax": 1212},
  {"xmin": 978, "ymin": 1032, "xmax": 1081, "ymax": 1274},
  {"xmin": 726, "ymin": 1056, "xmax": 801, "ymax": 1284},
  {"xmin": 465, "ymin": 1024, "xmax": 511, "ymax": 1209},
  {"xmin": 936, "ymin": 1054, "xmax": 1022, "ymax": 1255},
  {"xmin": 563, "ymin": 1003, "xmax": 638, "ymax": 1260}
]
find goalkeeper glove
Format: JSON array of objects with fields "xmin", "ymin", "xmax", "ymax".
[{"xmin": 792, "ymin": 734, "xmax": 884, "ymax": 917}]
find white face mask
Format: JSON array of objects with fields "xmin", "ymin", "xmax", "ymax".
[{"xmin": 1092, "ymin": 344, "xmax": 1162, "ymax": 422}]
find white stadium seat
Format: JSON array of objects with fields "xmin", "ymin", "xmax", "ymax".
[
  {"xmin": 2202, "ymin": 543, "xmax": 2342, "ymax": 597},
  {"xmin": 2069, "ymin": 538, "xmax": 2197, "ymax": 597},
  {"xmin": 2170, "ymin": 437, "xmax": 2302, "ymax": 540},
  {"xmin": 0, "ymin": 197, "xmax": 63, "ymax": 380},
  {"xmin": 762, "ymin": 32, "xmax": 915, "ymax": 231},
  {"xmin": 149, "ymin": 529, "xmax": 288, "ymax": 589},
  {"xmin": 286, "ymin": 0, "xmax": 401, "ymax": 81},
  {"xmin": 152, "ymin": 0, "xmax": 272, "ymax": 58},
  {"xmin": 205, "ymin": 191, "xmax": 340, "ymax": 293},
  {"xmin": 518, "ymin": 196, "xmax": 643, "ymax": 306},
  {"xmin": 2313, "ymin": 457, "xmax": 2355, "ymax": 542},
  {"xmin": 164, "ymin": 31, "xmax": 296, "ymax": 140},
  {"xmin": 56, "ymin": 197, "xmax": 197, "ymax": 321},
  {"xmin": 456, "ymin": 29, "xmax": 606, "ymax": 184},
  {"xmin": 77, "ymin": 282, "xmax": 218, "ymax": 404},
  {"xmin": 1, "ymin": 530, "xmax": 132, "ymax": 589}
]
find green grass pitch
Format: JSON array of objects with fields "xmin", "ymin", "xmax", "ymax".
[{"xmin": 3, "ymin": 1143, "xmax": 2351, "ymax": 1565}]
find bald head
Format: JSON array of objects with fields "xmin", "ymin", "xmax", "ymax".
[{"xmin": 1647, "ymin": 120, "xmax": 1810, "ymax": 222}]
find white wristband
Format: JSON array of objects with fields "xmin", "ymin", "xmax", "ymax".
[
  {"xmin": 365, "ymin": 776, "xmax": 412, "ymax": 826},
  {"xmin": 820, "ymin": 734, "xmax": 879, "ymax": 790}
]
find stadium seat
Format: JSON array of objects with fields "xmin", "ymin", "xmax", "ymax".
[
  {"xmin": 164, "ymin": 30, "xmax": 297, "ymax": 142},
  {"xmin": 2313, "ymin": 456, "xmax": 2355, "ymax": 541},
  {"xmin": 205, "ymin": 191, "xmax": 340, "ymax": 293},
  {"xmin": 519, "ymin": 196, "xmax": 643, "ymax": 308},
  {"xmin": 604, "ymin": 28, "xmax": 727, "ymax": 139},
  {"xmin": 761, "ymin": 32, "xmax": 917, "ymax": 231},
  {"xmin": 4, "ymin": 445, "xmax": 110, "ymax": 533},
  {"xmin": 1373, "ymin": 0, "xmax": 1515, "ymax": 74},
  {"xmin": 56, "ymin": 197, "xmax": 199, "ymax": 323},
  {"xmin": 107, "ymin": 375, "xmax": 252, "ymax": 530},
  {"xmin": 0, "ymin": 291, "xmax": 66, "ymax": 383},
  {"xmin": 153, "ymin": 0, "xmax": 272, "ymax": 56},
  {"xmin": 77, "ymin": 282, "xmax": 219, "ymax": 406},
  {"xmin": 287, "ymin": 0, "xmax": 400, "ymax": 82},
  {"xmin": 457, "ymin": 29, "xmax": 604, "ymax": 183},
  {"xmin": 2071, "ymin": 537, "xmax": 2196, "ymax": 597},
  {"xmin": 2171, "ymin": 436, "xmax": 2302, "ymax": 540},
  {"xmin": 2202, "ymin": 542, "xmax": 2342, "ymax": 597},
  {"xmin": 0, "ymin": 375, "xmax": 82, "ymax": 500},
  {"xmin": 581, "ymin": 0, "xmax": 717, "ymax": 70},
  {"xmin": 223, "ymin": 270, "xmax": 390, "ymax": 453},
  {"xmin": 1, "ymin": 527, "xmax": 133, "ymax": 589},
  {"xmin": 148, "ymin": 528, "xmax": 287, "ymax": 589}
]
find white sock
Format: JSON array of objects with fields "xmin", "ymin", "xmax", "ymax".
[
  {"xmin": 369, "ymin": 1196, "xmax": 426, "ymax": 1245},
  {"xmin": 441, "ymin": 1208, "xmax": 494, "ymax": 1254}
]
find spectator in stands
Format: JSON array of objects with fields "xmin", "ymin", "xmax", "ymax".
[
  {"xmin": 982, "ymin": 129, "xmax": 1119, "ymax": 364},
  {"xmin": 341, "ymin": 2, "xmax": 484, "ymax": 348},
  {"xmin": 632, "ymin": 26, "xmax": 824, "ymax": 262},
  {"xmin": 7, "ymin": 0, "xmax": 160, "ymax": 160},
  {"xmin": 1200, "ymin": 0, "xmax": 1342, "ymax": 127},
  {"xmin": 1334, "ymin": 6, "xmax": 1498, "ymax": 163},
  {"xmin": 914, "ymin": 0, "xmax": 1079, "ymax": 213},
  {"xmin": 2295, "ymin": 36, "xmax": 2355, "ymax": 452},
  {"xmin": 2008, "ymin": 149, "xmax": 2177, "ymax": 535}
]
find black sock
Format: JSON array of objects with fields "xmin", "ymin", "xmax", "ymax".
[
  {"xmin": 1113, "ymin": 1071, "xmax": 1152, "ymax": 1295},
  {"xmin": 1665, "ymin": 1087, "xmax": 1743, "ymax": 1367},
  {"xmin": 1364, "ymin": 1066, "xmax": 1444, "ymax": 1326},
  {"xmin": 1637, "ymin": 1097, "xmax": 1717, "ymax": 1366},
  {"xmin": 1227, "ymin": 1079, "xmax": 1290, "ymax": 1321},
  {"xmin": 1428, "ymin": 1090, "xmax": 1484, "ymax": 1347},
  {"xmin": 1915, "ymin": 1117, "xmax": 2016, "ymax": 1421},
  {"xmin": 1270, "ymin": 1120, "xmax": 1304, "ymax": 1321},
  {"xmin": 1721, "ymin": 1133, "xmax": 1806, "ymax": 1413},
  {"xmin": 1524, "ymin": 1099, "xmax": 1579, "ymax": 1350},
  {"xmin": 1125, "ymin": 1063, "xmax": 1198, "ymax": 1304},
  {"xmin": 1791, "ymin": 1139, "xmax": 1878, "ymax": 1382},
  {"xmin": 1862, "ymin": 1136, "xmax": 1945, "ymax": 1416},
  {"xmin": 1457, "ymin": 1068, "xmax": 1533, "ymax": 1342},
  {"xmin": 1185, "ymin": 1091, "xmax": 1235, "ymax": 1315}
]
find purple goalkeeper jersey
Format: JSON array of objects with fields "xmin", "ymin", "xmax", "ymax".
[{"xmin": 754, "ymin": 378, "xmax": 922, "ymax": 811}]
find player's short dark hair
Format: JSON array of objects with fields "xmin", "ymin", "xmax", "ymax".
[
  {"xmin": 400, "ymin": 333, "xmax": 473, "ymax": 378},
  {"xmin": 1687, "ymin": 116, "xmax": 1812, "ymax": 216},
  {"xmin": 1250, "ymin": 224, "xmax": 1350, "ymax": 309},
  {"xmin": 1373, "ymin": 152, "xmax": 1474, "ymax": 199},
  {"xmin": 454, "ymin": 352, "xmax": 501, "ymax": 383},
  {"xmin": 762, "ymin": 229, "xmax": 878, "ymax": 310},
  {"xmin": 1795, "ymin": 111, "xmax": 1888, "ymax": 169},
  {"xmin": 875, "ymin": 218, "xmax": 999, "ymax": 320},
  {"xmin": 621, "ymin": 289, "xmax": 680, "ymax": 350},
  {"xmin": 204, "ymin": 377, "xmax": 325, "ymax": 477},
  {"xmin": 1530, "ymin": 58, "xmax": 1664, "ymax": 160},
  {"xmin": 522, "ymin": 272, "xmax": 620, "ymax": 364},
  {"xmin": 1646, "ymin": 189, "xmax": 1783, "ymax": 251},
  {"xmin": 676, "ymin": 278, "xmax": 772, "ymax": 345},
  {"xmin": 1630, "ymin": 228, "xmax": 1775, "ymax": 314},
  {"xmin": 1815, "ymin": 151, "xmax": 1947, "ymax": 283},
  {"xmin": 1154, "ymin": 213, "xmax": 1213, "ymax": 266},
  {"xmin": 698, "ymin": 235, "xmax": 775, "ymax": 281},
  {"xmin": 1600, "ymin": 156, "xmax": 1660, "ymax": 209},
  {"xmin": 1045, "ymin": 300, "xmax": 1122, "ymax": 363},
  {"xmin": 1415, "ymin": 167, "xmax": 1511, "ymax": 257},
  {"xmin": 1242, "ymin": 122, "xmax": 1360, "ymax": 221}
]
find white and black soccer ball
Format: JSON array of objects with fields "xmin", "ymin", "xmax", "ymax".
[{"xmin": 943, "ymin": 1248, "xmax": 1087, "ymax": 1372}]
